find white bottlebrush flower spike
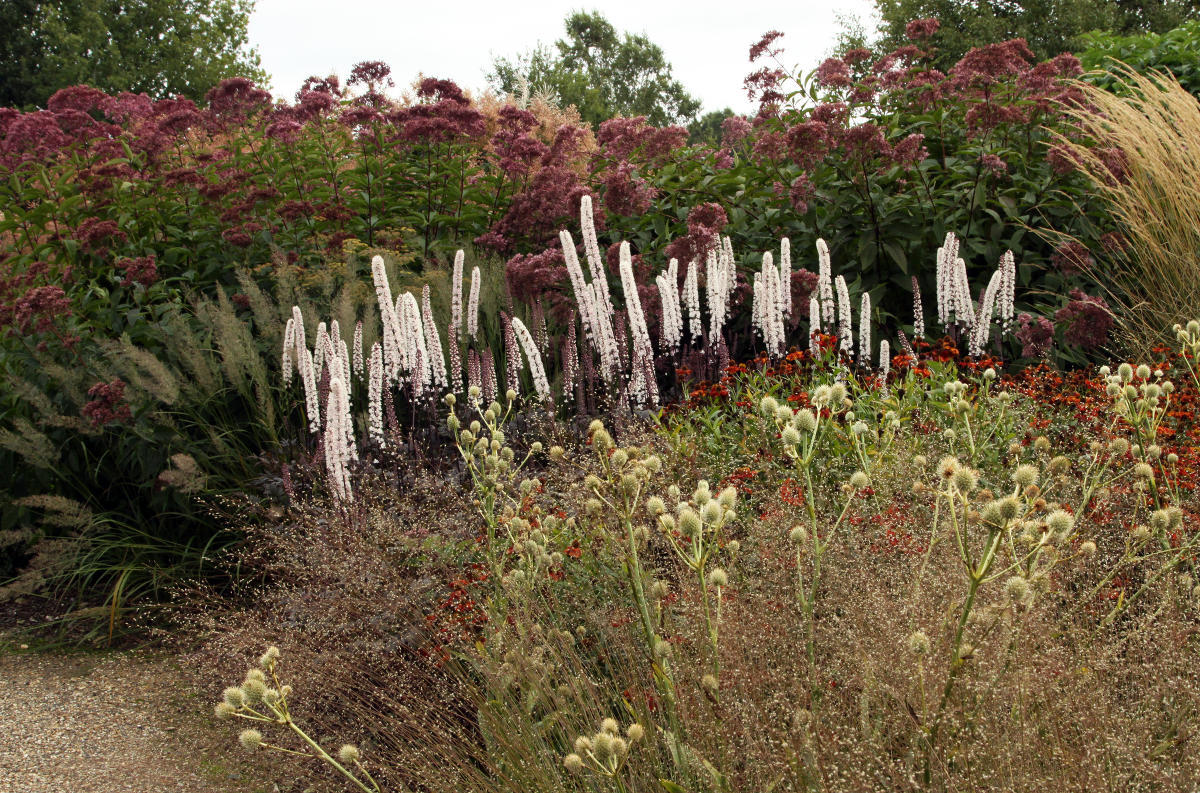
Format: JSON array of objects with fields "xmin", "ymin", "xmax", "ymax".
[
  {"xmin": 809, "ymin": 294, "xmax": 821, "ymax": 354},
  {"xmin": 859, "ymin": 291, "xmax": 872, "ymax": 364},
  {"xmin": 467, "ymin": 265, "xmax": 481, "ymax": 340},
  {"xmin": 282, "ymin": 316, "xmax": 295, "ymax": 386},
  {"xmin": 352, "ymin": 320, "xmax": 363, "ymax": 381},
  {"xmin": 657, "ymin": 258, "xmax": 683, "ymax": 354},
  {"xmin": 421, "ymin": 285, "xmax": 448, "ymax": 390},
  {"xmin": 511, "ymin": 316, "xmax": 552, "ymax": 401},
  {"xmin": 324, "ymin": 377, "xmax": 353, "ymax": 502},
  {"xmin": 779, "ymin": 237, "xmax": 792, "ymax": 318},
  {"xmin": 835, "ymin": 274, "xmax": 853, "ymax": 357},
  {"xmin": 368, "ymin": 341, "xmax": 384, "ymax": 448},
  {"xmin": 684, "ymin": 258, "xmax": 702, "ymax": 343},
  {"xmin": 817, "ymin": 238, "xmax": 835, "ymax": 326}
]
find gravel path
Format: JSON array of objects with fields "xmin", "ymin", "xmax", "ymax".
[{"xmin": 0, "ymin": 650, "xmax": 282, "ymax": 793}]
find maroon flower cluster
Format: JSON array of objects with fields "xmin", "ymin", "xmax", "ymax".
[
  {"xmin": 1016, "ymin": 313, "xmax": 1055, "ymax": 358},
  {"xmin": 82, "ymin": 379, "xmax": 132, "ymax": 426},
  {"xmin": 116, "ymin": 255, "xmax": 158, "ymax": 287},
  {"xmin": 665, "ymin": 203, "xmax": 728, "ymax": 264},
  {"xmin": 1055, "ymin": 289, "xmax": 1113, "ymax": 350}
]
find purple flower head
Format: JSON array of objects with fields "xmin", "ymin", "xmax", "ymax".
[
  {"xmin": 82, "ymin": 379, "xmax": 131, "ymax": 426},
  {"xmin": 597, "ymin": 116, "xmax": 687, "ymax": 162},
  {"xmin": 891, "ymin": 132, "xmax": 927, "ymax": 166},
  {"xmin": 348, "ymin": 61, "xmax": 394, "ymax": 89},
  {"xmin": 1, "ymin": 111, "xmax": 69, "ymax": 165},
  {"xmin": 416, "ymin": 78, "xmax": 468, "ymax": 104},
  {"xmin": 295, "ymin": 89, "xmax": 339, "ymax": 121},
  {"xmin": 117, "ymin": 255, "xmax": 158, "ymax": 288},
  {"xmin": 750, "ymin": 30, "xmax": 784, "ymax": 62},
  {"xmin": 906, "ymin": 18, "xmax": 940, "ymax": 40},
  {"xmin": 12, "ymin": 285, "xmax": 72, "ymax": 334},
  {"xmin": 1050, "ymin": 241, "xmax": 1092, "ymax": 277},
  {"xmin": 1015, "ymin": 313, "xmax": 1055, "ymax": 358},
  {"xmin": 810, "ymin": 102, "xmax": 849, "ymax": 128},
  {"xmin": 786, "ymin": 120, "xmax": 828, "ymax": 167},
  {"xmin": 603, "ymin": 162, "xmax": 655, "ymax": 216},
  {"xmin": 721, "ymin": 115, "xmax": 752, "ymax": 147},
  {"xmin": 74, "ymin": 217, "xmax": 127, "ymax": 255},
  {"xmin": 47, "ymin": 85, "xmax": 108, "ymax": 114},
  {"xmin": 980, "ymin": 153, "xmax": 1008, "ymax": 174},
  {"xmin": 789, "ymin": 173, "xmax": 814, "ymax": 214},
  {"xmin": 299, "ymin": 75, "xmax": 344, "ymax": 98},
  {"xmin": 744, "ymin": 67, "xmax": 786, "ymax": 106},
  {"xmin": 204, "ymin": 78, "xmax": 271, "ymax": 120},
  {"xmin": 816, "ymin": 58, "xmax": 852, "ymax": 88},
  {"xmin": 844, "ymin": 48, "xmax": 872, "ymax": 65},
  {"xmin": 841, "ymin": 122, "xmax": 890, "ymax": 163},
  {"xmin": 950, "ymin": 39, "xmax": 1035, "ymax": 92},
  {"xmin": 505, "ymin": 247, "xmax": 568, "ymax": 305},
  {"xmin": 101, "ymin": 92, "xmax": 154, "ymax": 123},
  {"xmin": 1055, "ymin": 289, "xmax": 1112, "ymax": 350},
  {"xmin": 266, "ymin": 117, "xmax": 303, "ymax": 143}
]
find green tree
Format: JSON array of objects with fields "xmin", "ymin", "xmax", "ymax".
[
  {"xmin": 488, "ymin": 10, "xmax": 701, "ymax": 128},
  {"xmin": 868, "ymin": 0, "xmax": 1199, "ymax": 68},
  {"xmin": 0, "ymin": 0, "xmax": 267, "ymax": 109}
]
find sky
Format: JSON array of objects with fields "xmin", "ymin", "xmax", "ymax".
[{"xmin": 248, "ymin": 0, "xmax": 878, "ymax": 116}]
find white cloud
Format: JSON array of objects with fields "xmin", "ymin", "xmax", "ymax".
[{"xmin": 248, "ymin": 0, "xmax": 876, "ymax": 114}]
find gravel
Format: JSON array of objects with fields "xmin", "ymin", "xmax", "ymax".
[{"xmin": 0, "ymin": 650, "xmax": 284, "ymax": 793}]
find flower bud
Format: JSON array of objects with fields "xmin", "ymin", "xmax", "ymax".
[
  {"xmin": 849, "ymin": 471, "xmax": 870, "ymax": 489},
  {"xmin": 563, "ymin": 753, "xmax": 584, "ymax": 772},
  {"xmin": 574, "ymin": 735, "xmax": 592, "ymax": 753},
  {"xmin": 214, "ymin": 702, "xmax": 236, "ymax": 719},
  {"xmin": 338, "ymin": 744, "xmax": 361, "ymax": 764},
  {"xmin": 795, "ymin": 409, "xmax": 817, "ymax": 433},
  {"xmin": 601, "ymin": 717, "xmax": 620, "ymax": 735},
  {"xmin": 223, "ymin": 686, "xmax": 245, "ymax": 708},
  {"xmin": 627, "ymin": 723, "xmax": 645, "ymax": 742},
  {"xmin": 708, "ymin": 568, "xmax": 728, "ymax": 587},
  {"xmin": 789, "ymin": 525, "xmax": 808, "ymax": 545}
]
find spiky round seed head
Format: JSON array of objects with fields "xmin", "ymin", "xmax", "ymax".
[
  {"xmin": 611, "ymin": 449, "xmax": 629, "ymax": 467},
  {"xmin": 794, "ymin": 409, "xmax": 817, "ymax": 433},
  {"xmin": 468, "ymin": 385, "xmax": 482, "ymax": 400},
  {"xmin": 907, "ymin": 630, "xmax": 931, "ymax": 656},
  {"xmin": 620, "ymin": 473, "xmax": 639, "ymax": 495},
  {"xmin": 238, "ymin": 729, "xmax": 263, "ymax": 750},
  {"xmin": 693, "ymin": 482, "xmax": 711, "ymax": 504},
  {"xmin": 574, "ymin": 735, "xmax": 592, "ymax": 753},
  {"xmin": 1135, "ymin": 364, "xmax": 1151, "ymax": 380},
  {"xmin": 245, "ymin": 669, "xmax": 266, "ymax": 683},
  {"xmin": 653, "ymin": 638, "xmax": 673, "ymax": 658},
  {"xmin": 262, "ymin": 688, "xmax": 281, "ymax": 705},
  {"xmin": 997, "ymin": 496, "xmax": 1020, "ymax": 521},
  {"xmin": 789, "ymin": 525, "xmax": 808, "ymax": 545},
  {"xmin": 601, "ymin": 717, "xmax": 620, "ymax": 735},
  {"xmin": 1134, "ymin": 462, "xmax": 1154, "ymax": 480},
  {"xmin": 585, "ymin": 498, "xmax": 603, "ymax": 516},
  {"xmin": 1118, "ymin": 363, "xmax": 1134, "ymax": 382},
  {"xmin": 214, "ymin": 702, "xmax": 236, "ymax": 719},
  {"xmin": 781, "ymin": 426, "xmax": 802, "ymax": 446},
  {"xmin": 913, "ymin": 455, "xmax": 928, "ymax": 468},
  {"xmin": 718, "ymin": 486, "xmax": 737, "ymax": 508},
  {"xmin": 726, "ymin": 540, "xmax": 740, "ymax": 554},
  {"xmin": 612, "ymin": 737, "xmax": 629, "ymax": 756},
  {"xmin": 1048, "ymin": 456, "xmax": 1071, "ymax": 475},
  {"xmin": 952, "ymin": 467, "xmax": 978, "ymax": 493},
  {"xmin": 701, "ymin": 674, "xmax": 719, "ymax": 693},
  {"xmin": 708, "ymin": 568, "xmax": 728, "ymax": 587},
  {"xmin": 241, "ymin": 678, "xmax": 267, "ymax": 704},
  {"xmin": 650, "ymin": 580, "xmax": 669, "ymax": 599},
  {"xmin": 1168, "ymin": 507, "xmax": 1184, "ymax": 529},
  {"xmin": 774, "ymin": 404, "xmax": 794, "ymax": 424},
  {"xmin": 938, "ymin": 456, "xmax": 960, "ymax": 479},
  {"xmin": 1079, "ymin": 540, "xmax": 1097, "ymax": 558},
  {"xmin": 563, "ymin": 753, "xmax": 584, "ymax": 772},
  {"xmin": 593, "ymin": 732, "xmax": 615, "ymax": 758},
  {"xmin": 849, "ymin": 471, "xmax": 870, "ymax": 489},
  {"xmin": 1046, "ymin": 510, "xmax": 1074, "ymax": 535},
  {"xmin": 1012, "ymin": 464, "xmax": 1039, "ymax": 488},
  {"xmin": 702, "ymin": 500, "xmax": 722, "ymax": 525},
  {"xmin": 1149, "ymin": 509, "xmax": 1172, "ymax": 532},
  {"xmin": 1006, "ymin": 576, "xmax": 1031, "ymax": 604},
  {"xmin": 1131, "ymin": 525, "xmax": 1151, "ymax": 542},
  {"xmin": 1031, "ymin": 436, "xmax": 1050, "ymax": 454},
  {"xmin": 627, "ymin": 723, "xmax": 645, "ymax": 742},
  {"xmin": 646, "ymin": 496, "xmax": 666, "ymax": 516},
  {"xmin": 223, "ymin": 686, "xmax": 245, "ymax": 708},
  {"xmin": 644, "ymin": 455, "xmax": 662, "ymax": 473},
  {"xmin": 943, "ymin": 428, "xmax": 957, "ymax": 440},
  {"xmin": 758, "ymin": 395, "xmax": 779, "ymax": 416},
  {"xmin": 678, "ymin": 509, "xmax": 702, "ymax": 537},
  {"xmin": 338, "ymin": 744, "xmax": 361, "ymax": 764}
]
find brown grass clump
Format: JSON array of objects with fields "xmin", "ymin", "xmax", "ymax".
[{"xmin": 1057, "ymin": 66, "xmax": 1200, "ymax": 355}]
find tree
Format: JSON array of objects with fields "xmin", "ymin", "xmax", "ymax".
[
  {"xmin": 488, "ymin": 11, "xmax": 701, "ymax": 128},
  {"xmin": 868, "ymin": 0, "xmax": 1200, "ymax": 68},
  {"xmin": 0, "ymin": 0, "xmax": 267, "ymax": 109}
]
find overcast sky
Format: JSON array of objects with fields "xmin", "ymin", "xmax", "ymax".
[{"xmin": 248, "ymin": 0, "xmax": 877, "ymax": 115}]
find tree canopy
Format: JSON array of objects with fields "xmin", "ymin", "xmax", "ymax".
[
  {"xmin": 0, "ymin": 0, "xmax": 267, "ymax": 109},
  {"xmin": 869, "ymin": 0, "xmax": 1200, "ymax": 67},
  {"xmin": 488, "ymin": 11, "xmax": 701, "ymax": 128}
]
